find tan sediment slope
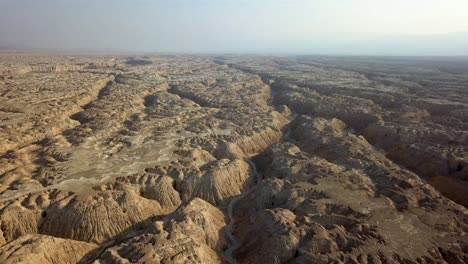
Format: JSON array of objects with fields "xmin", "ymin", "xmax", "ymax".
[{"xmin": 0, "ymin": 53, "xmax": 467, "ymax": 263}]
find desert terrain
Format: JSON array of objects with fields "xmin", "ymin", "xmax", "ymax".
[{"xmin": 0, "ymin": 53, "xmax": 467, "ymax": 263}]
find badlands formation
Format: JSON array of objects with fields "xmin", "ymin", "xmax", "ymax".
[{"xmin": 0, "ymin": 53, "xmax": 467, "ymax": 263}]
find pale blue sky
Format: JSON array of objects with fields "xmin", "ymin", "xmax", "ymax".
[{"xmin": 1, "ymin": 0, "xmax": 468, "ymax": 55}]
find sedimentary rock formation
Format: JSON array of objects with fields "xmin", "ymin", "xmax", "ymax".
[
  {"xmin": 0, "ymin": 234, "xmax": 97, "ymax": 264},
  {"xmin": 96, "ymin": 198, "xmax": 228, "ymax": 263},
  {"xmin": 0, "ymin": 53, "xmax": 467, "ymax": 263}
]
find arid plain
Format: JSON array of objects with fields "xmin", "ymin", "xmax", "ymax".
[{"xmin": 0, "ymin": 53, "xmax": 467, "ymax": 263}]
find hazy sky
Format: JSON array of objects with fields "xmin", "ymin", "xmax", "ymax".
[{"xmin": 1, "ymin": 0, "xmax": 468, "ymax": 55}]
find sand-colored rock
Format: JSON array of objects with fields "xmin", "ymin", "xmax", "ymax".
[
  {"xmin": 0, "ymin": 188, "xmax": 167, "ymax": 244},
  {"xmin": 0, "ymin": 234, "xmax": 97, "ymax": 264},
  {"xmin": 229, "ymin": 116, "xmax": 467, "ymax": 263},
  {"xmin": 96, "ymin": 198, "xmax": 228, "ymax": 263},
  {"xmin": 0, "ymin": 53, "xmax": 467, "ymax": 263}
]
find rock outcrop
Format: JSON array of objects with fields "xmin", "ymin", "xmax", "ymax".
[
  {"xmin": 96, "ymin": 198, "xmax": 228, "ymax": 263},
  {"xmin": 0, "ymin": 234, "xmax": 97, "ymax": 264},
  {"xmin": 0, "ymin": 53, "xmax": 467, "ymax": 263}
]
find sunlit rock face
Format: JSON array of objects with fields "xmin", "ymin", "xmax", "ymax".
[{"xmin": 0, "ymin": 53, "xmax": 466, "ymax": 263}]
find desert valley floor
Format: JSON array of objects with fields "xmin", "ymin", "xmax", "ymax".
[{"xmin": 0, "ymin": 53, "xmax": 467, "ymax": 263}]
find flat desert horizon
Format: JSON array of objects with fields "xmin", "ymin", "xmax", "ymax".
[{"xmin": 1, "ymin": 0, "xmax": 468, "ymax": 263}]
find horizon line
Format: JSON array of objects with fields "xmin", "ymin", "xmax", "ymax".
[{"xmin": 1, "ymin": 48, "xmax": 468, "ymax": 58}]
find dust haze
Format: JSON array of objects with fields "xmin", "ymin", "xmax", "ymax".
[
  {"xmin": 1, "ymin": 0, "xmax": 468, "ymax": 55},
  {"xmin": 0, "ymin": 1, "xmax": 467, "ymax": 264}
]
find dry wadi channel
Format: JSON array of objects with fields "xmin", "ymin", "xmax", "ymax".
[{"xmin": 0, "ymin": 53, "xmax": 467, "ymax": 263}]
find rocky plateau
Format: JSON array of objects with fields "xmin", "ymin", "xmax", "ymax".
[{"xmin": 0, "ymin": 53, "xmax": 467, "ymax": 263}]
